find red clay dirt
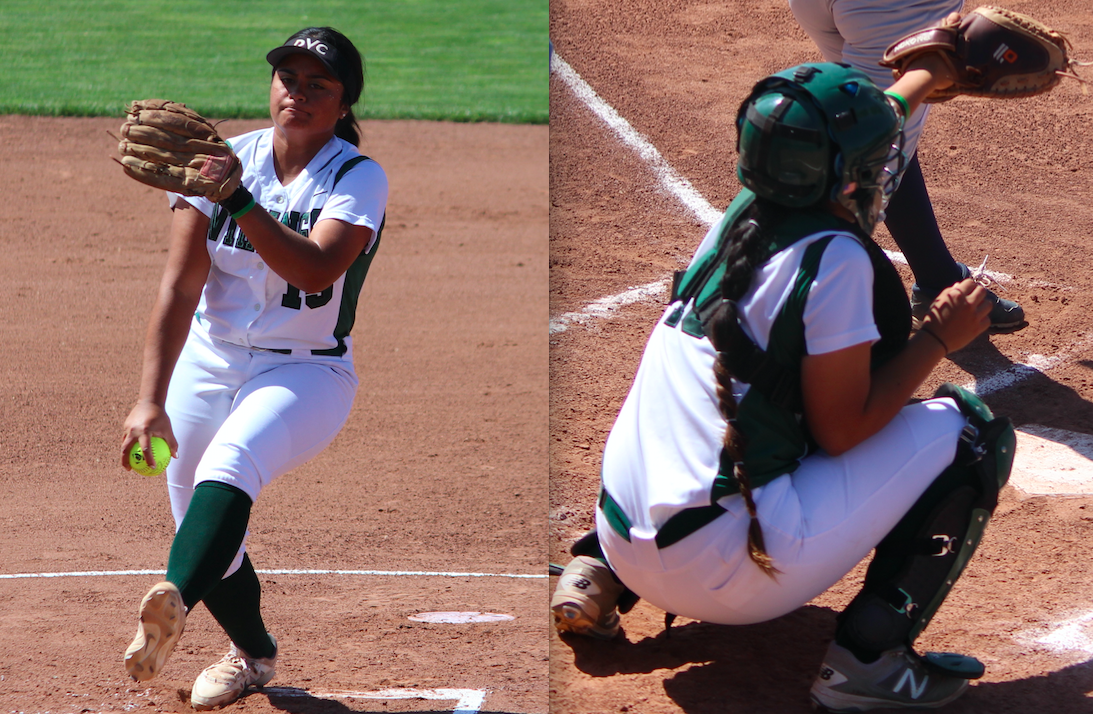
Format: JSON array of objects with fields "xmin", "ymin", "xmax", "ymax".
[
  {"xmin": 550, "ymin": 0, "xmax": 1093, "ymax": 712},
  {"xmin": 0, "ymin": 117, "xmax": 547, "ymax": 713}
]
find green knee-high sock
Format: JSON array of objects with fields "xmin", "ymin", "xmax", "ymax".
[
  {"xmin": 202, "ymin": 553, "xmax": 276, "ymax": 659},
  {"xmin": 166, "ymin": 481, "xmax": 252, "ymax": 610}
]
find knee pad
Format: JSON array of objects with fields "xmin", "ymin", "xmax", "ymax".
[{"xmin": 934, "ymin": 382, "xmax": 1016, "ymax": 494}]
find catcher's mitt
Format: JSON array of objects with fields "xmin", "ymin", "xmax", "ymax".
[
  {"xmin": 880, "ymin": 6, "xmax": 1076, "ymax": 102},
  {"xmin": 116, "ymin": 100, "xmax": 241, "ymax": 202}
]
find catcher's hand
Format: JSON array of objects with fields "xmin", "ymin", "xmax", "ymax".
[
  {"xmin": 116, "ymin": 99, "xmax": 241, "ymax": 202},
  {"xmin": 880, "ymin": 6, "xmax": 1076, "ymax": 102}
]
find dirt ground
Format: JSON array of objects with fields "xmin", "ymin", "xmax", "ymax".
[
  {"xmin": 549, "ymin": 0, "xmax": 1093, "ymax": 712},
  {"xmin": 0, "ymin": 117, "xmax": 547, "ymax": 713}
]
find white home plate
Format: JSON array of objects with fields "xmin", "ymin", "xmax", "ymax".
[
  {"xmin": 1010, "ymin": 425, "xmax": 1093, "ymax": 495},
  {"xmin": 408, "ymin": 611, "xmax": 515, "ymax": 624}
]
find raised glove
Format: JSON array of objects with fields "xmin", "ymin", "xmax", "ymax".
[
  {"xmin": 880, "ymin": 6, "xmax": 1074, "ymax": 102},
  {"xmin": 116, "ymin": 99, "xmax": 241, "ymax": 202}
]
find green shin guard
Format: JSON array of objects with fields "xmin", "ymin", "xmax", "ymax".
[
  {"xmin": 166, "ymin": 481, "xmax": 253, "ymax": 610},
  {"xmin": 202, "ymin": 553, "xmax": 275, "ymax": 659},
  {"xmin": 837, "ymin": 384, "xmax": 1015, "ymax": 666}
]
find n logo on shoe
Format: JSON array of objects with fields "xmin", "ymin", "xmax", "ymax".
[{"xmin": 894, "ymin": 669, "xmax": 929, "ymax": 700}]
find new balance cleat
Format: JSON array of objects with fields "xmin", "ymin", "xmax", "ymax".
[
  {"xmin": 810, "ymin": 642, "xmax": 973, "ymax": 712},
  {"xmin": 124, "ymin": 581, "xmax": 186, "ymax": 681},
  {"xmin": 191, "ymin": 634, "xmax": 277, "ymax": 710},
  {"xmin": 551, "ymin": 556, "xmax": 624, "ymax": 639}
]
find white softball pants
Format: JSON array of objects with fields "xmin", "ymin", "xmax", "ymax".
[
  {"xmin": 787, "ymin": 0, "xmax": 964, "ymax": 158},
  {"xmin": 599, "ymin": 398, "xmax": 966, "ymax": 625},
  {"xmin": 164, "ymin": 319, "xmax": 358, "ymax": 577}
]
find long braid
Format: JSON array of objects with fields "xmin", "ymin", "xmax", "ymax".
[{"xmin": 708, "ymin": 198, "xmax": 783, "ymax": 578}]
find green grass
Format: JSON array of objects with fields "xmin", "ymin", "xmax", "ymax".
[{"xmin": 0, "ymin": 0, "xmax": 547, "ymax": 123}]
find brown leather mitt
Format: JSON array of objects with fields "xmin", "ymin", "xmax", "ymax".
[
  {"xmin": 879, "ymin": 6, "xmax": 1075, "ymax": 102},
  {"xmin": 116, "ymin": 100, "xmax": 241, "ymax": 202}
]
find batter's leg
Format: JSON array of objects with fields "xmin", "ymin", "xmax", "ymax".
[{"xmin": 884, "ymin": 153, "xmax": 961, "ymax": 292}]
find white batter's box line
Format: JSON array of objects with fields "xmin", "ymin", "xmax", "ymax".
[
  {"xmin": 1026, "ymin": 279, "xmax": 1076, "ymax": 291},
  {"xmin": 881, "ymin": 250, "xmax": 1013, "ymax": 286},
  {"xmin": 0, "ymin": 568, "xmax": 546, "ymax": 580},
  {"xmin": 962, "ymin": 331, "xmax": 1093, "ymax": 397},
  {"xmin": 263, "ymin": 687, "xmax": 488, "ymax": 713},
  {"xmin": 551, "ymin": 49, "xmax": 723, "ymax": 228},
  {"xmin": 550, "ymin": 279, "xmax": 669, "ymax": 335}
]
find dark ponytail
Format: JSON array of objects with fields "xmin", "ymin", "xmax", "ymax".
[
  {"xmin": 707, "ymin": 197, "xmax": 784, "ymax": 578},
  {"xmin": 335, "ymin": 108, "xmax": 361, "ymax": 147}
]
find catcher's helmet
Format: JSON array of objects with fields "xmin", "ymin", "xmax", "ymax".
[{"xmin": 736, "ymin": 62, "xmax": 905, "ymax": 234}]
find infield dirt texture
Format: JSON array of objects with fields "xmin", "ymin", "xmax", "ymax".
[
  {"xmin": 550, "ymin": 0, "xmax": 1093, "ymax": 712},
  {"xmin": 0, "ymin": 117, "xmax": 546, "ymax": 712}
]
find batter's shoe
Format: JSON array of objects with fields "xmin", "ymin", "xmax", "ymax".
[
  {"xmin": 810, "ymin": 642, "xmax": 975, "ymax": 712},
  {"xmin": 124, "ymin": 581, "xmax": 186, "ymax": 681},
  {"xmin": 910, "ymin": 262, "xmax": 1025, "ymax": 334},
  {"xmin": 551, "ymin": 555, "xmax": 624, "ymax": 639},
  {"xmin": 191, "ymin": 634, "xmax": 277, "ymax": 710}
]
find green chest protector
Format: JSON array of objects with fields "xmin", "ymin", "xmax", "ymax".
[
  {"xmin": 599, "ymin": 191, "xmax": 909, "ymax": 553},
  {"xmin": 669, "ymin": 190, "xmax": 910, "ymax": 497}
]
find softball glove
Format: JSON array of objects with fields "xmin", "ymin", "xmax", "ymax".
[
  {"xmin": 116, "ymin": 99, "xmax": 241, "ymax": 202},
  {"xmin": 880, "ymin": 6, "xmax": 1077, "ymax": 102}
]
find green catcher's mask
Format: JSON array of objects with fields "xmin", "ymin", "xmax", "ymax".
[{"xmin": 736, "ymin": 63, "xmax": 906, "ymax": 234}]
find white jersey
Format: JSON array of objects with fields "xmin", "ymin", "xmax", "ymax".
[
  {"xmin": 601, "ymin": 229, "xmax": 879, "ymax": 533},
  {"xmin": 171, "ymin": 128, "xmax": 388, "ymax": 357}
]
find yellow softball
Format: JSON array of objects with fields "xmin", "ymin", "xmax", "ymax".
[{"xmin": 129, "ymin": 437, "xmax": 171, "ymax": 477}]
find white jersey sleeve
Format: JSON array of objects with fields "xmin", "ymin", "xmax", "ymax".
[
  {"xmin": 316, "ymin": 160, "xmax": 387, "ymax": 253},
  {"xmin": 738, "ymin": 233, "xmax": 879, "ymax": 355},
  {"xmin": 802, "ymin": 235, "xmax": 880, "ymax": 355}
]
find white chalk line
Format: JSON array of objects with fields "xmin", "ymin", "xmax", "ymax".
[
  {"xmin": 961, "ymin": 332, "xmax": 1093, "ymax": 397},
  {"xmin": 550, "ymin": 279, "xmax": 668, "ymax": 335},
  {"xmin": 551, "ymin": 51, "xmax": 723, "ymax": 228},
  {"xmin": 0, "ymin": 568, "xmax": 546, "ymax": 580},
  {"xmin": 53, "ymin": 687, "xmax": 489, "ymax": 714},
  {"xmin": 552, "ymin": 47, "xmax": 1093, "ymax": 657},
  {"xmin": 1019, "ymin": 610, "xmax": 1093, "ymax": 659},
  {"xmin": 265, "ymin": 687, "xmax": 488, "ymax": 713}
]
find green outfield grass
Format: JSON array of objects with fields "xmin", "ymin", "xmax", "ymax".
[{"xmin": 0, "ymin": 0, "xmax": 547, "ymax": 123}]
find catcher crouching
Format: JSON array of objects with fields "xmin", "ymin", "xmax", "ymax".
[{"xmin": 546, "ymin": 8, "xmax": 1077, "ymax": 713}]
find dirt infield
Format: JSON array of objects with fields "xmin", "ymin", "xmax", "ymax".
[
  {"xmin": 0, "ymin": 117, "xmax": 546, "ymax": 713},
  {"xmin": 549, "ymin": 1, "xmax": 1093, "ymax": 712}
]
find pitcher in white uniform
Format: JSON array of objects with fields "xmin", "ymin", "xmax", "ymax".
[
  {"xmin": 119, "ymin": 27, "xmax": 387, "ymax": 710},
  {"xmin": 552, "ymin": 52, "xmax": 1016, "ymax": 713}
]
